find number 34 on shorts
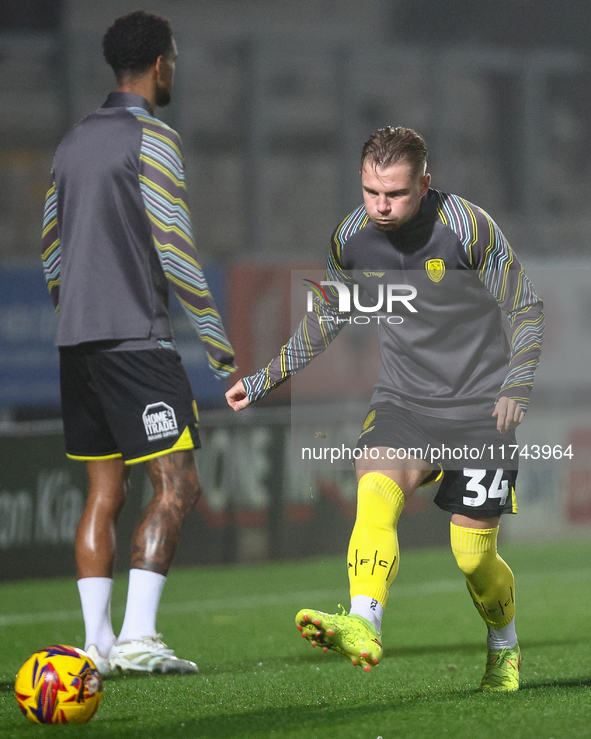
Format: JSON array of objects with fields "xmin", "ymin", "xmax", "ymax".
[
  {"xmin": 463, "ymin": 468, "xmax": 514, "ymax": 508},
  {"xmin": 434, "ymin": 467, "xmax": 518, "ymax": 516}
]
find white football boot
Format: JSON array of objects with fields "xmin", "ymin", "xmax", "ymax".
[
  {"xmin": 109, "ymin": 634, "xmax": 198, "ymax": 674},
  {"xmin": 85, "ymin": 644, "xmax": 117, "ymax": 677}
]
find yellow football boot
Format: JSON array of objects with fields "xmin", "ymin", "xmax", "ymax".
[
  {"xmin": 478, "ymin": 644, "xmax": 521, "ymax": 692},
  {"xmin": 295, "ymin": 607, "xmax": 382, "ymax": 671}
]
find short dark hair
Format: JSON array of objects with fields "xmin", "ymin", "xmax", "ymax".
[
  {"xmin": 360, "ymin": 127, "xmax": 428, "ymax": 175},
  {"xmin": 102, "ymin": 10, "xmax": 173, "ymax": 81}
]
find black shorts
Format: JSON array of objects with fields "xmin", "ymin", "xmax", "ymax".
[
  {"xmin": 60, "ymin": 345, "xmax": 201, "ymax": 465},
  {"xmin": 356, "ymin": 403, "xmax": 518, "ymax": 517}
]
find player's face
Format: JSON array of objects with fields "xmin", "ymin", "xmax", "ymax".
[
  {"xmin": 361, "ymin": 160, "xmax": 430, "ymax": 231},
  {"xmin": 155, "ymin": 38, "xmax": 177, "ymax": 108}
]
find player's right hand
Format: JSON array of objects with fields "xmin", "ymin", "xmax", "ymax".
[
  {"xmin": 225, "ymin": 379, "xmax": 251, "ymax": 411},
  {"xmin": 492, "ymin": 396, "xmax": 525, "ymax": 434}
]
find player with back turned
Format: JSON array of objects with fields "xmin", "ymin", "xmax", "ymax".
[
  {"xmin": 42, "ymin": 11, "xmax": 235, "ymax": 676},
  {"xmin": 226, "ymin": 127, "xmax": 544, "ymax": 691}
]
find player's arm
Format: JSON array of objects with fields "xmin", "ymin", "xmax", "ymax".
[
  {"xmin": 226, "ymin": 236, "xmax": 354, "ymax": 410},
  {"xmin": 470, "ymin": 205, "xmax": 544, "ymax": 431},
  {"xmin": 41, "ymin": 169, "xmax": 60, "ymax": 311},
  {"xmin": 138, "ymin": 122, "xmax": 236, "ymax": 379}
]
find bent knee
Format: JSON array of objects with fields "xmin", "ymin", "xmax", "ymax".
[{"xmin": 452, "ymin": 550, "xmax": 494, "ymax": 578}]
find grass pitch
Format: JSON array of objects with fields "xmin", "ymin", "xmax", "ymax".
[{"xmin": 2, "ymin": 539, "xmax": 591, "ymax": 739}]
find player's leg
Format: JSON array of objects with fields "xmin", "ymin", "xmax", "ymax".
[
  {"xmin": 432, "ymin": 411, "xmax": 520, "ymax": 691},
  {"xmin": 76, "ymin": 460, "xmax": 129, "ymax": 675},
  {"xmin": 296, "ymin": 402, "xmax": 438, "ymax": 668},
  {"xmin": 117, "ymin": 450, "xmax": 200, "ymax": 638},
  {"xmin": 347, "ymin": 407, "xmax": 440, "ymax": 633},
  {"xmin": 110, "ymin": 450, "xmax": 201, "ymax": 674},
  {"xmin": 82, "ymin": 347, "xmax": 202, "ymax": 674},
  {"xmin": 347, "ymin": 455, "xmax": 437, "ymax": 629},
  {"xmin": 439, "ymin": 457, "xmax": 520, "ymax": 689},
  {"xmin": 451, "ymin": 513, "xmax": 515, "ymax": 639},
  {"xmin": 450, "ymin": 511, "xmax": 520, "ymax": 691},
  {"xmin": 297, "ymin": 460, "xmax": 429, "ymax": 670},
  {"xmin": 296, "ymin": 406, "xmax": 437, "ymax": 670},
  {"xmin": 60, "ymin": 347, "xmax": 127, "ymax": 675},
  {"xmin": 76, "ymin": 459, "xmax": 129, "ymax": 578}
]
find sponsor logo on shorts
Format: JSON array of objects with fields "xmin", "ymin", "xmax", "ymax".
[{"xmin": 142, "ymin": 402, "xmax": 179, "ymax": 442}]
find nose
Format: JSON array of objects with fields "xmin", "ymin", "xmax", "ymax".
[{"xmin": 376, "ymin": 196, "xmax": 390, "ymax": 214}]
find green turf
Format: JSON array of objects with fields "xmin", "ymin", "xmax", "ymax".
[{"xmin": 2, "ymin": 539, "xmax": 591, "ymax": 738}]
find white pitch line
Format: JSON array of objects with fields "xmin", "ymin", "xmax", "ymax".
[
  {"xmin": 0, "ymin": 608, "xmax": 84, "ymax": 628},
  {"xmin": 1, "ymin": 567, "xmax": 591, "ymax": 628}
]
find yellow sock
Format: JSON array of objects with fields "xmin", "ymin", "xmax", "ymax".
[
  {"xmin": 450, "ymin": 523, "xmax": 515, "ymax": 629},
  {"xmin": 348, "ymin": 472, "xmax": 405, "ymax": 607}
]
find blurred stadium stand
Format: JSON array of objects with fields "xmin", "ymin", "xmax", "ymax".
[
  {"xmin": 0, "ymin": 2, "xmax": 590, "ymax": 574},
  {"xmin": 1, "ymin": 0, "xmax": 589, "ymax": 414},
  {"xmin": 0, "ymin": 0, "xmax": 590, "ymax": 267}
]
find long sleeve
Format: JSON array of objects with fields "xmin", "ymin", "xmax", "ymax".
[
  {"xmin": 136, "ymin": 111, "xmax": 236, "ymax": 378},
  {"xmin": 470, "ymin": 203, "xmax": 544, "ymax": 410},
  {"xmin": 242, "ymin": 230, "xmax": 355, "ymax": 403},
  {"xmin": 41, "ymin": 169, "xmax": 60, "ymax": 311},
  {"xmin": 242, "ymin": 297, "xmax": 346, "ymax": 402}
]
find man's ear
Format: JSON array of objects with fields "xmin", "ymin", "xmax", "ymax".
[
  {"xmin": 154, "ymin": 55, "xmax": 164, "ymax": 81},
  {"xmin": 420, "ymin": 173, "xmax": 431, "ymax": 196}
]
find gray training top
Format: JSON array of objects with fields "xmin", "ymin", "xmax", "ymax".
[
  {"xmin": 42, "ymin": 92, "xmax": 235, "ymax": 375},
  {"xmin": 242, "ymin": 191, "xmax": 544, "ymax": 420}
]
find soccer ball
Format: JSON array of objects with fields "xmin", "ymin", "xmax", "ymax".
[{"xmin": 14, "ymin": 645, "xmax": 103, "ymax": 724}]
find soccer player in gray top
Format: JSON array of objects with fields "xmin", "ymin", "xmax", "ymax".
[
  {"xmin": 226, "ymin": 127, "xmax": 544, "ymax": 691},
  {"xmin": 42, "ymin": 11, "xmax": 235, "ymax": 676}
]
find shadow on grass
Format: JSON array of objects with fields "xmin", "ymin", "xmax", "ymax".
[
  {"xmin": 192, "ymin": 633, "xmax": 591, "ymax": 677},
  {"xmin": 0, "ymin": 702, "xmax": 403, "ymax": 738},
  {"xmin": 140, "ymin": 675, "xmax": 591, "ymax": 738},
  {"xmin": 521, "ymin": 676, "xmax": 591, "ymax": 690},
  {"xmin": 385, "ymin": 634, "xmax": 591, "ymax": 660},
  {"xmin": 4, "ymin": 674, "xmax": 591, "ymax": 738},
  {"xmin": 96, "ymin": 701, "xmax": 426, "ymax": 738},
  {"xmin": 4, "ymin": 635, "xmax": 591, "ymax": 694}
]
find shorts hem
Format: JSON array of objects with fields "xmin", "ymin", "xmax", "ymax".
[
  {"xmin": 124, "ymin": 425, "xmax": 199, "ymax": 465},
  {"xmin": 66, "ymin": 452, "xmax": 123, "ymax": 461},
  {"xmin": 124, "ymin": 442, "xmax": 196, "ymax": 465},
  {"xmin": 433, "ymin": 500, "xmax": 516, "ymax": 517},
  {"xmin": 419, "ymin": 466, "xmax": 443, "ymax": 487}
]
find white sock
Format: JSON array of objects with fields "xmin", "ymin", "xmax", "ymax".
[
  {"xmin": 77, "ymin": 577, "xmax": 115, "ymax": 657},
  {"xmin": 117, "ymin": 569, "xmax": 167, "ymax": 643},
  {"xmin": 349, "ymin": 595, "xmax": 384, "ymax": 633},
  {"xmin": 487, "ymin": 618, "xmax": 518, "ymax": 650}
]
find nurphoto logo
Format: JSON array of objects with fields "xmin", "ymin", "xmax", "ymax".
[
  {"xmin": 142, "ymin": 402, "xmax": 179, "ymax": 442},
  {"xmin": 303, "ymin": 279, "xmax": 417, "ymax": 324}
]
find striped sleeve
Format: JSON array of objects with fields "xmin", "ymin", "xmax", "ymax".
[
  {"xmin": 242, "ymin": 298, "xmax": 346, "ymax": 402},
  {"xmin": 41, "ymin": 169, "xmax": 61, "ymax": 311},
  {"xmin": 242, "ymin": 208, "xmax": 367, "ymax": 403},
  {"xmin": 438, "ymin": 193, "xmax": 544, "ymax": 410},
  {"xmin": 130, "ymin": 108, "xmax": 235, "ymax": 379}
]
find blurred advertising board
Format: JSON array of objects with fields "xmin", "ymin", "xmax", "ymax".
[
  {"xmin": 0, "ymin": 410, "xmax": 448, "ymax": 581},
  {"xmin": 0, "ymin": 269, "xmax": 59, "ymax": 410},
  {"xmin": 0, "ymin": 267, "xmax": 231, "ymax": 413}
]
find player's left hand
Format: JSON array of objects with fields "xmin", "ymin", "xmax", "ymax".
[{"xmin": 492, "ymin": 396, "xmax": 524, "ymax": 435}]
